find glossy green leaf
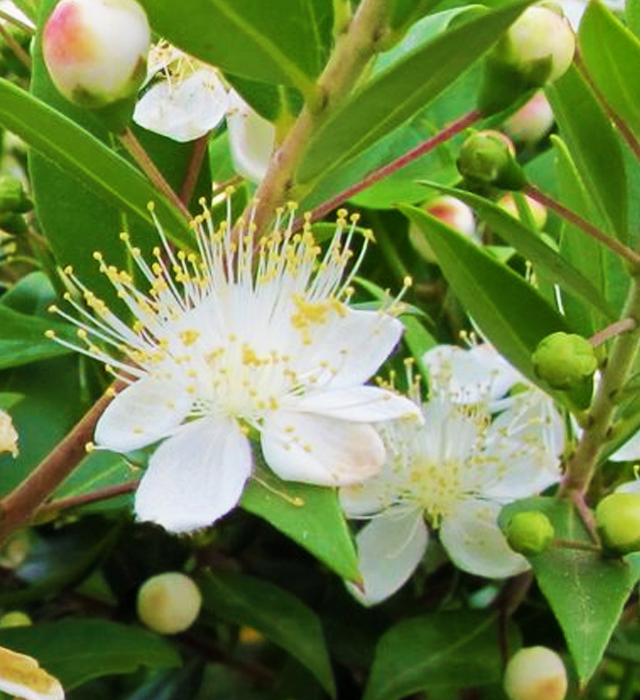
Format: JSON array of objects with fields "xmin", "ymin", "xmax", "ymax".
[
  {"xmin": 627, "ymin": 0, "xmax": 640, "ymax": 39},
  {"xmin": 547, "ymin": 66, "xmax": 629, "ymax": 243},
  {"xmin": 241, "ymin": 461, "xmax": 359, "ymax": 583},
  {"xmin": 140, "ymin": 0, "xmax": 333, "ymax": 93},
  {"xmin": 297, "ymin": 0, "xmax": 530, "ymax": 184},
  {"xmin": 389, "ymin": 0, "xmax": 444, "ymax": 30},
  {"xmin": 425, "ymin": 183, "xmax": 616, "ymax": 322},
  {"xmin": 199, "ymin": 571, "xmax": 335, "ymax": 697},
  {"xmin": 0, "ymin": 619, "xmax": 180, "ymax": 689},
  {"xmin": 500, "ymin": 497, "xmax": 640, "ymax": 682},
  {"xmin": 0, "ymin": 305, "xmax": 75, "ymax": 369},
  {"xmin": 363, "ymin": 611, "xmax": 511, "ymax": 700},
  {"xmin": 400, "ymin": 203, "xmax": 571, "ymax": 383},
  {"xmin": 579, "ymin": 2, "xmax": 640, "ymax": 145}
]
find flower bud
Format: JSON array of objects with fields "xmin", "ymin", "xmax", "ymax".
[
  {"xmin": 596, "ymin": 492, "xmax": 640, "ymax": 555},
  {"xmin": 0, "ymin": 175, "xmax": 32, "ymax": 214},
  {"xmin": 502, "ymin": 90, "xmax": 555, "ymax": 147},
  {"xmin": 43, "ymin": 0, "xmax": 150, "ymax": 109},
  {"xmin": 532, "ymin": 332, "xmax": 597, "ymax": 390},
  {"xmin": 505, "ymin": 511, "xmax": 555, "ymax": 556},
  {"xmin": 504, "ymin": 646, "xmax": 568, "ymax": 700},
  {"xmin": 0, "ymin": 611, "xmax": 31, "ymax": 628},
  {"xmin": 0, "ymin": 409, "xmax": 18, "ymax": 458},
  {"xmin": 409, "ymin": 195, "xmax": 476, "ymax": 263},
  {"xmin": 497, "ymin": 192, "xmax": 547, "ymax": 229},
  {"xmin": 137, "ymin": 572, "xmax": 202, "ymax": 635},
  {"xmin": 457, "ymin": 131, "xmax": 527, "ymax": 190}
]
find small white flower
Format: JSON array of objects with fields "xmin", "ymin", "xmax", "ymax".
[
  {"xmin": 49, "ymin": 204, "xmax": 420, "ymax": 533},
  {"xmin": 340, "ymin": 344, "xmax": 563, "ymax": 606},
  {"xmin": 0, "ymin": 409, "xmax": 18, "ymax": 457},
  {"xmin": 0, "ymin": 645, "xmax": 64, "ymax": 700}
]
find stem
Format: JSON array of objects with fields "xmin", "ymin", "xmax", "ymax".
[
  {"xmin": 302, "ymin": 110, "xmax": 481, "ymax": 225},
  {"xmin": 524, "ymin": 184, "xmax": 640, "ymax": 269},
  {"xmin": 180, "ymin": 133, "xmax": 209, "ymax": 205},
  {"xmin": 560, "ymin": 276, "xmax": 640, "ymax": 496},
  {"xmin": 119, "ymin": 129, "xmax": 191, "ymax": 220},
  {"xmin": 0, "ymin": 384, "xmax": 122, "ymax": 542},
  {"xmin": 0, "ymin": 23, "xmax": 30, "ymax": 70},
  {"xmin": 245, "ymin": 0, "xmax": 394, "ymax": 238},
  {"xmin": 589, "ymin": 318, "xmax": 636, "ymax": 347},
  {"xmin": 35, "ymin": 479, "xmax": 139, "ymax": 519}
]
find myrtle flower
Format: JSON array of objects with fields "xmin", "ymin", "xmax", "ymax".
[
  {"xmin": 48, "ymin": 204, "xmax": 420, "ymax": 533},
  {"xmin": 0, "ymin": 645, "xmax": 64, "ymax": 700},
  {"xmin": 133, "ymin": 43, "xmax": 275, "ymax": 181},
  {"xmin": 340, "ymin": 344, "xmax": 563, "ymax": 606}
]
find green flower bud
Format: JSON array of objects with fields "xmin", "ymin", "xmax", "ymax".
[
  {"xmin": 0, "ymin": 176, "xmax": 32, "ymax": 214},
  {"xmin": 43, "ymin": 0, "xmax": 150, "ymax": 109},
  {"xmin": 0, "ymin": 611, "xmax": 31, "ymax": 628},
  {"xmin": 504, "ymin": 646, "xmax": 568, "ymax": 700},
  {"xmin": 137, "ymin": 572, "xmax": 202, "ymax": 635},
  {"xmin": 505, "ymin": 511, "xmax": 555, "ymax": 556},
  {"xmin": 457, "ymin": 131, "xmax": 527, "ymax": 190},
  {"xmin": 596, "ymin": 492, "xmax": 640, "ymax": 555},
  {"xmin": 532, "ymin": 332, "xmax": 597, "ymax": 390}
]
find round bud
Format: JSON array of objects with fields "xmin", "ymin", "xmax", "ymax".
[
  {"xmin": 137, "ymin": 572, "xmax": 202, "ymax": 635},
  {"xmin": 503, "ymin": 90, "xmax": 555, "ymax": 147},
  {"xmin": 457, "ymin": 131, "xmax": 526, "ymax": 190},
  {"xmin": 505, "ymin": 511, "xmax": 555, "ymax": 556},
  {"xmin": 0, "ymin": 611, "xmax": 31, "ymax": 628},
  {"xmin": 43, "ymin": 0, "xmax": 150, "ymax": 109},
  {"xmin": 596, "ymin": 492, "xmax": 640, "ymax": 555},
  {"xmin": 504, "ymin": 646, "xmax": 568, "ymax": 700},
  {"xmin": 0, "ymin": 408, "xmax": 18, "ymax": 458},
  {"xmin": 409, "ymin": 195, "xmax": 476, "ymax": 263},
  {"xmin": 0, "ymin": 530, "xmax": 31, "ymax": 569},
  {"xmin": 0, "ymin": 175, "xmax": 32, "ymax": 214},
  {"xmin": 498, "ymin": 7, "xmax": 575, "ymax": 86},
  {"xmin": 532, "ymin": 332, "xmax": 597, "ymax": 390},
  {"xmin": 498, "ymin": 192, "xmax": 548, "ymax": 229}
]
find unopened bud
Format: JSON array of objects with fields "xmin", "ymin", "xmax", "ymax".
[
  {"xmin": 596, "ymin": 492, "xmax": 640, "ymax": 555},
  {"xmin": 0, "ymin": 611, "xmax": 31, "ymax": 628},
  {"xmin": 503, "ymin": 90, "xmax": 555, "ymax": 146},
  {"xmin": 409, "ymin": 195, "xmax": 476, "ymax": 262},
  {"xmin": 505, "ymin": 511, "xmax": 555, "ymax": 556},
  {"xmin": 0, "ymin": 176, "xmax": 32, "ymax": 214},
  {"xmin": 498, "ymin": 192, "xmax": 547, "ymax": 229},
  {"xmin": 457, "ymin": 131, "xmax": 526, "ymax": 190},
  {"xmin": 137, "ymin": 572, "xmax": 202, "ymax": 635},
  {"xmin": 504, "ymin": 646, "xmax": 568, "ymax": 700},
  {"xmin": 0, "ymin": 409, "xmax": 18, "ymax": 458},
  {"xmin": 0, "ymin": 530, "xmax": 31, "ymax": 570},
  {"xmin": 532, "ymin": 332, "xmax": 597, "ymax": 390},
  {"xmin": 43, "ymin": 0, "xmax": 150, "ymax": 109}
]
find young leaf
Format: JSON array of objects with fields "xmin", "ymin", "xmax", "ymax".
[
  {"xmin": 297, "ymin": 0, "xmax": 531, "ymax": 184},
  {"xmin": 241, "ymin": 460, "xmax": 359, "ymax": 583},
  {"xmin": 199, "ymin": 571, "xmax": 336, "ymax": 697},
  {"xmin": 500, "ymin": 497, "xmax": 640, "ymax": 683},
  {"xmin": 363, "ymin": 611, "xmax": 513, "ymax": 700},
  {"xmin": 0, "ymin": 619, "xmax": 180, "ymax": 689}
]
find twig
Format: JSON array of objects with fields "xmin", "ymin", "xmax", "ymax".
[{"xmin": 35, "ymin": 479, "xmax": 139, "ymax": 520}]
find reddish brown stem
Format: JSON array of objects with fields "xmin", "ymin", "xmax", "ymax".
[
  {"xmin": 180, "ymin": 133, "xmax": 210, "ymax": 205},
  {"xmin": 35, "ymin": 479, "xmax": 139, "ymax": 520},
  {"xmin": 0, "ymin": 383, "xmax": 122, "ymax": 542}
]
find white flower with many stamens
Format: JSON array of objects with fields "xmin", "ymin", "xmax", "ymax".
[
  {"xmin": 48, "ymin": 203, "xmax": 420, "ymax": 533},
  {"xmin": 340, "ymin": 344, "xmax": 563, "ymax": 606}
]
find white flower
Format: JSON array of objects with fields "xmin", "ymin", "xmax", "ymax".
[
  {"xmin": 0, "ymin": 409, "xmax": 18, "ymax": 457},
  {"xmin": 49, "ymin": 204, "xmax": 420, "ymax": 533},
  {"xmin": 0, "ymin": 645, "xmax": 64, "ymax": 700},
  {"xmin": 340, "ymin": 344, "xmax": 563, "ymax": 606}
]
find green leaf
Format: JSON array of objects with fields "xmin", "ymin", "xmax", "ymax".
[
  {"xmin": 500, "ymin": 497, "xmax": 640, "ymax": 682},
  {"xmin": 139, "ymin": 0, "xmax": 333, "ymax": 94},
  {"xmin": 424, "ymin": 183, "xmax": 616, "ymax": 322},
  {"xmin": 547, "ymin": 65, "xmax": 629, "ymax": 243},
  {"xmin": 363, "ymin": 611, "xmax": 512, "ymax": 700},
  {"xmin": 0, "ymin": 305, "xmax": 75, "ymax": 370},
  {"xmin": 297, "ymin": 0, "xmax": 531, "ymax": 184},
  {"xmin": 579, "ymin": 2, "xmax": 640, "ymax": 145},
  {"xmin": 627, "ymin": 0, "xmax": 640, "ymax": 39},
  {"xmin": 0, "ymin": 619, "xmax": 180, "ymax": 689},
  {"xmin": 241, "ymin": 461, "xmax": 359, "ymax": 583},
  {"xmin": 399, "ymin": 203, "xmax": 571, "ymax": 383},
  {"xmin": 199, "ymin": 571, "xmax": 335, "ymax": 697}
]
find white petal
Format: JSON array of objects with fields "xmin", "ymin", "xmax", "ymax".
[
  {"xmin": 135, "ymin": 417, "xmax": 252, "ymax": 533},
  {"xmin": 303, "ymin": 309, "xmax": 404, "ymax": 388},
  {"xmin": 226, "ymin": 91, "xmax": 275, "ymax": 182},
  {"xmin": 339, "ymin": 477, "xmax": 395, "ymax": 517},
  {"xmin": 134, "ymin": 69, "xmax": 228, "ymax": 141},
  {"xmin": 292, "ymin": 386, "xmax": 421, "ymax": 422},
  {"xmin": 347, "ymin": 508, "xmax": 428, "ymax": 606},
  {"xmin": 609, "ymin": 428, "xmax": 640, "ymax": 462},
  {"xmin": 616, "ymin": 479, "xmax": 640, "ymax": 494},
  {"xmin": 440, "ymin": 499, "xmax": 529, "ymax": 578},
  {"xmin": 95, "ymin": 376, "xmax": 192, "ymax": 453},
  {"xmin": 262, "ymin": 411, "xmax": 385, "ymax": 486}
]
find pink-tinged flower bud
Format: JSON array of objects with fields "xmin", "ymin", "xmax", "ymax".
[
  {"xmin": 596, "ymin": 492, "xmax": 640, "ymax": 555},
  {"xmin": 498, "ymin": 192, "xmax": 548, "ymax": 229},
  {"xmin": 503, "ymin": 90, "xmax": 555, "ymax": 146},
  {"xmin": 409, "ymin": 195, "xmax": 476, "ymax": 263},
  {"xmin": 43, "ymin": 0, "xmax": 150, "ymax": 108},
  {"xmin": 499, "ymin": 7, "xmax": 575, "ymax": 86},
  {"xmin": 137, "ymin": 572, "xmax": 202, "ymax": 635},
  {"xmin": 504, "ymin": 646, "xmax": 568, "ymax": 700}
]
